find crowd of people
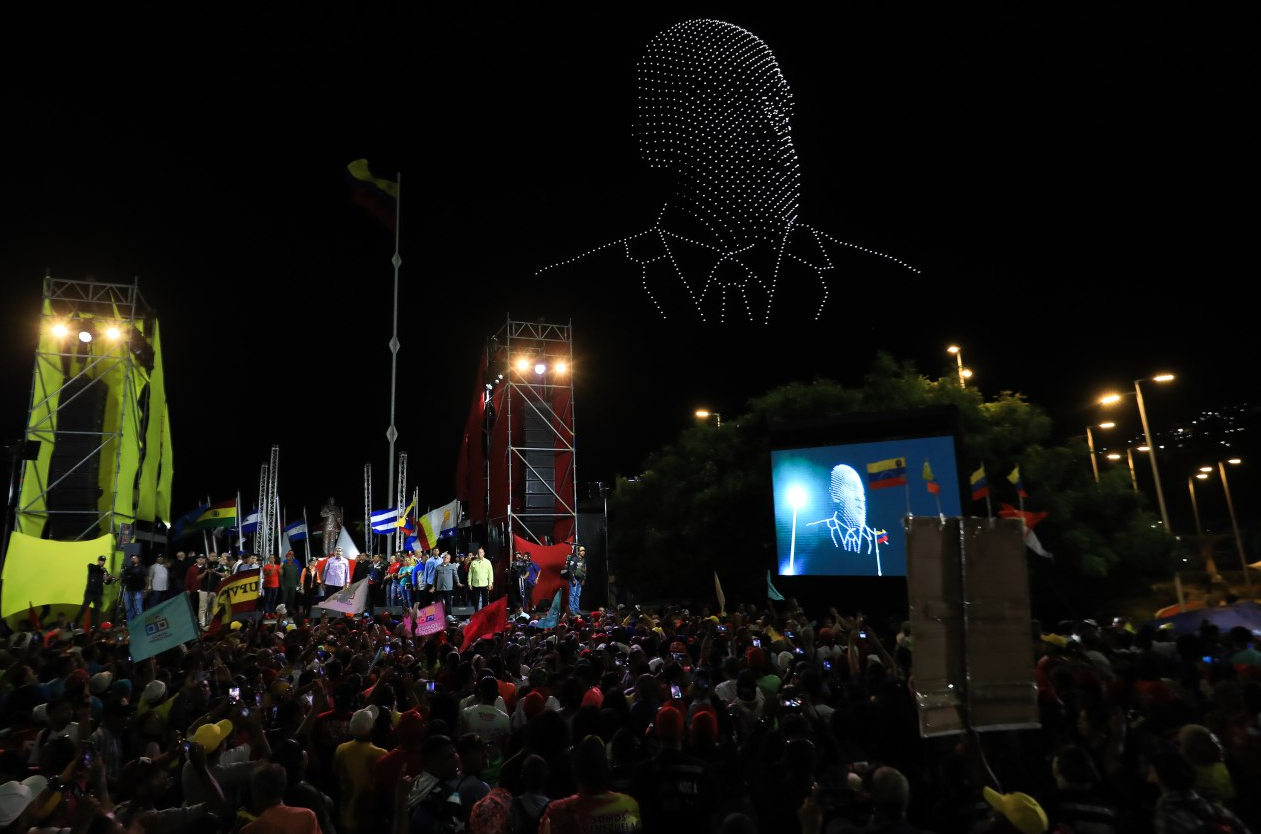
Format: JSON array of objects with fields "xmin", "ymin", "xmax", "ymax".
[
  {"xmin": 4, "ymin": 556, "xmax": 1261, "ymax": 834},
  {"xmin": 76, "ymin": 545, "xmax": 590, "ymax": 633}
]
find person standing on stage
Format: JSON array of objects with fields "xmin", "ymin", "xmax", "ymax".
[
  {"xmin": 423, "ymin": 547, "xmax": 442, "ymax": 606},
  {"xmin": 468, "ymin": 548, "xmax": 494, "ymax": 611},
  {"xmin": 432, "ymin": 552, "xmax": 462, "ymax": 616},
  {"xmin": 562, "ymin": 545, "xmax": 588, "ymax": 615},
  {"xmin": 323, "ymin": 546, "xmax": 350, "ymax": 595},
  {"xmin": 74, "ymin": 555, "xmax": 114, "ymax": 628},
  {"xmin": 146, "ymin": 555, "xmax": 169, "ymax": 609},
  {"xmin": 280, "ymin": 551, "xmax": 300, "ymax": 613},
  {"xmin": 121, "ymin": 554, "xmax": 147, "ymax": 623}
]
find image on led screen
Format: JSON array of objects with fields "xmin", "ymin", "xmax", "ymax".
[{"xmin": 771, "ymin": 435, "xmax": 962, "ymax": 578}]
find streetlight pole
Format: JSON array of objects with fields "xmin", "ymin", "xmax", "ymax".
[
  {"xmin": 1086, "ymin": 426, "xmax": 1101, "ymax": 484},
  {"xmin": 1216, "ymin": 459, "xmax": 1253, "ymax": 589},
  {"xmin": 1125, "ymin": 448, "xmax": 1139, "ymax": 492},
  {"xmin": 1187, "ymin": 475, "xmax": 1204, "ymax": 537},
  {"xmin": 695, "ymin": 409, "xmax": 722, "ymax": 428},
  {"xmin": 1132, "ymin": 375, "xmax": 1174, "ymax": 533},
  {"xmin": 947, "ymin": 345, "xmax": 969, "ymax": 388}
]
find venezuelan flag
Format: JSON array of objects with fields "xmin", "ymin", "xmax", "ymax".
[
  {"xmin": 970, "ymin": 465, "xmax": 989, "ymax": 501},
  {"xmin": 866, "ymin": 457, "xmax": 907, "ymax": 490}
]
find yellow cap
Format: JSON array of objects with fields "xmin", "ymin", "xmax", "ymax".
[{"xmin": 983, "ymin": 787, "xmax": 1047, "ymax": 834}]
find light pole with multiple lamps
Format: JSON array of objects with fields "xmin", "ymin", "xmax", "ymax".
[
  {"xmin": 1101, "ymin": 373, "xmax": 1174, "ymax": 534},
  {"xmin": 946, "ymin": 345, "xmax": 973, "ymax": 388}
]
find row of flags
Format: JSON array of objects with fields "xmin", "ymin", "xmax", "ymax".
[
  {"xmin": 369, "ymin": 498, "xmax": 460, "ymax": 552},
  {"xmin": 863, "ymin": 456, "xmax": 1027, "ymax": 504},
  {"xmin": 864, "ymin": 457, "xmax": 1050, "ymax": 560}
]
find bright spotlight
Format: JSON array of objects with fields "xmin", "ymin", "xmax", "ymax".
[
  {"xmin": 534, "ymin": 362, "xmax": 547, "ymax": 375},
  {"xmin": 554, "ymin": 360, "xmax": 568, "ymax": 374},
  {"xmin": 104, "ymin": 326, "xmax": 122, "ymax": 340},
  {"xmin": 51, "ymin": 322, "xmax": 68, "ymax": 338},
  {"xmin": 515, "ymin": 357, "xmax": 530, "ymax": 372},
  {"xmin": 787, "ymin": 485, "xmax": 807, "ymax": 509},
  {"xmin": 78, "ymin": 330, "xmax": 93, "ymax": 343}
]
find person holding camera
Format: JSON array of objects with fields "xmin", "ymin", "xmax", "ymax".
[
  {"xmin": 74, "ymin": 555, "xmax": 115, "ymax": 628},
  {"xmin": 562, "ymin": 545, "xmax": 587, "ymax": 614}
]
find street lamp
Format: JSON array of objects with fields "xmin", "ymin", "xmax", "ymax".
[
  {"xmin": 946, "ymin": 345, "xmax": 973, "ymax": 388},
  {"xmin": 1205, "ymin": 458, "xmax": 1252, "ymax": 589},
  {"xmin": 1188, "ymin": 473, "xmax": 1208, "ymax": 537},
  {"xmin": 695, "ymin": 409, "xmax": 722, "ymax": 428},
  {"xmin": 1085, "ymin": 422, "xmax": 1115, "ymax": 484},
  {"xmin": 1101, "ymin": 373, "xmax": 1175, "ymax": 533}
]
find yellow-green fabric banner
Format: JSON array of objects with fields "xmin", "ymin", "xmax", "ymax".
[
  {"xmin": 96, "ymin": 338, "xmax": 145, "ymax": 528},
  {"xmin": 1, "ymin": 531, "xmax": 116, "ymax": 618},
  {"xmin": 137, "ymin": 320, "xmax": 171, "ymax": 523}
]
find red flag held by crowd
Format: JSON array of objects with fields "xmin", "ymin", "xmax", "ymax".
[{"xmin": 460, "ymin": 596, "xmax": 508, "ymax": 652}]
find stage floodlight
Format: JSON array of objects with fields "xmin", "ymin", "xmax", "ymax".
[
  {"xmin": 104, "ymin": 325, "xmax": 122, "ymax": 341},
  {"xmin": 554, "ymin": 360, "xmax": 568, "ymax": 374},
  {"xmin": 515, "ymin": 357, "xmax": 530, "ymax": 372},
  {"xmin": 51, "ymin": 322, "xmax": 69, "ymax": 338},
  {"xmin": 78, "ymin": 330, "xmax": 93, "ymax": 343},
  {"xmin": 534, "ymin": 362, "xmax": 547, "ymax": 375}
]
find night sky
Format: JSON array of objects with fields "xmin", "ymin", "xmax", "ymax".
[{"xmin": 2, "ymin": 7, "xmax": 1251, "ymax": 541}]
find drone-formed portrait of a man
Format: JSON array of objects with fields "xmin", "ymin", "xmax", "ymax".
[{"xmin": 537, "ymin": 18, "xmax": 920, "ymax": 325}]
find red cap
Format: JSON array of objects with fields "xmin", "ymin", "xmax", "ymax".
[
  {"xmin": 581, "ymin": 686, "xmax": 604, "ymax": 709},
  {"xmin": 746, "ymin": 647, "xmax": 767, "ymax": 670},
  {"xmin": 523, "ymin": 690, "xmax": 546, "ymax": 718},
  {"xmin": 691, "ymin": 709, "xmax": 719, "ymax": 744},
  {"xmin": 654, "ymin": 706, "xmax": 683, "ymax": 742}
]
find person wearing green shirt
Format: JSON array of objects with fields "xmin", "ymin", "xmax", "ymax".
[{"xmin": 467, "ymin": 548, "xmax": 494, "ymax": 611}]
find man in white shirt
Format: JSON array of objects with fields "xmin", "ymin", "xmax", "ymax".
[
  {"xmin": 323, "ymin": 547, "xmax": 350, "ymax": 593},
  {"xmin": 147, "ymin": 555, "xmax": 170, "ymax": 609}
]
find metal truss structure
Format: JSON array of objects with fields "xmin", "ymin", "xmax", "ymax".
[
  {"xmin": 10, "ymin": 276, "xmax": 160, "ymax": 546},
  {"xmin": 487, "ymin": 317, "xmax": 578, "ymax": 548}
]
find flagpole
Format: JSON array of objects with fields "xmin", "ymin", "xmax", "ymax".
[
  {"xmin": 385, "ymin": 171, "xmax": 402, "ymax": 560},
  {"xmin": 236, "ymin": 492, "xmax": 243, "ymax": 553},
  {"xmin": 303, "ymin": 507, "xmax": 311, "ymax": 563}
]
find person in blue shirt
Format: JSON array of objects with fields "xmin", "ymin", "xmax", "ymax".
[
  {"xmin": 423, "ymin": 548, "xmax": 443, "ymax": 607},
  {"xmin": 397, "ymin": 554, "xmax": 416, "ymax": 609}
]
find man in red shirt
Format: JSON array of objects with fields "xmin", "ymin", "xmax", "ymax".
[{"xmin": 185, "ymin": 555, "xmax": 205, "ymax": 604}]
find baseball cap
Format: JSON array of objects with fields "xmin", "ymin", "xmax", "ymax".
[
  {"xmin": 0, "ymin": 776, "xmax": 46, "ymax": 827},
  {"xmin": 654, "ymin": 706, "xmax": 683, "ymax": 742},
  {"xmin": 349, "ymin": 705, "xmax": 379, "ymax": 737},
  {"xmin": 191, "ymin": 718, "xmax": 235, "ymax": 752},
  {"xmin": 983, "ymin": 787, "xmax": 1048, "ymax": 834}
]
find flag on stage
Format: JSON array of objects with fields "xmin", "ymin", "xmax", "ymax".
[
  {"xmin": 317, "ymin": 578, "xmax": 370, "ymax": 614},
  {"xmin": 171, "ymin": 503, "xmax": 210, "ymax": 541},
  {"xmin": 241, "ymin": 508, "xmax": 260, "ymax": 534},
  {"xmin": 766, "ymin": 570, "xmax": 785, "ymax": 602},
  {"xmin": 285, "ymin": 518, "xmax": 308, "ymax": 541},
  {"xmin": 460, "ymin": 596, "xmax": 508, "ymax": 651},
  {"xmin": 922, "ymin": 460, "xmax": 941, "ymax": 495},
  {"xmin": 875, "ymin": 529, "xmax": 889, "ymax": 545},
  {"xmin": 395, "ymin": 499, "xmax": 416, "ymax": 529},
  {"xmin": 1025, "ymin": 529, "xmax": 1053, "ymax": 559},
  {"xmin": 536, "ymin": 591, "xmax": 563, "ymax": 629},
  {"xmin": 417, "ymin": 500, "xmax": 460, "ymax": 551},
  {"xmin": 130, "ymin": 594, "xmax": 198, "ymax": 661},
  {"xmin": 370, "ymin": 507, "xmax": 400, "ymax": 533},
  {"xmin": 867, "ymin": 457, "xmax": 907, "ymax": 490},
  {"xmin": 406, "ymin": 602, "xmax": 446, "ymax": 637},
  {"xmin": 345, "ymin": 159, "xmax": 398, "ymax": 234},
  {"xmin": 970, "ymin": 465, "xmax": 989, "ymax": 501},
  {"xmin": 401, "ymin": 510, "xmax": 419, "ymax": 552},
  {"xmin": 195, "ymin": 499, "xmax": 237, "ymax": 529},
  {"xmin": 1007, "ymin": 465, "xmax": 1028, "ymax": 499}
]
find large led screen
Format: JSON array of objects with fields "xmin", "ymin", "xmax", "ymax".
[{"xmin": 771, "ymin": 434, "xmax": 963, "ymax": 578}]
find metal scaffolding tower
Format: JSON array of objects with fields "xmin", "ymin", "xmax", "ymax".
[
  {"xmin": 487, "ymin": 317, "xmax": 578, "ymax": 548},
  {"xmin": 6, "ymin": 275, "xmax": 166, "ymax": 553}
]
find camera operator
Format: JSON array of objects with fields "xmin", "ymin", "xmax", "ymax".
[{"xmin": 561, "ymin": 545, "xmax": 587, "ymax": 614}]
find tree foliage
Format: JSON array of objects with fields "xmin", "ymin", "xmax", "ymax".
[{"xmin": 608, "ymin": 352, "xmax": 1176, "ymax": 621}]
